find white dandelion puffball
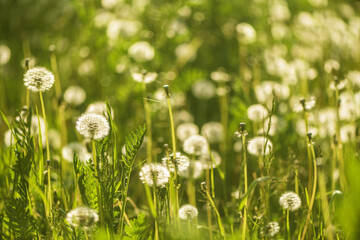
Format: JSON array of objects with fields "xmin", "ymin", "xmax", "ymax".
[
  {"xmin": 162, "ymin": 152, "xmax": 190, "ymax": 172},
  {"xmin": 247, "ymin": 137, "xmax": 273, "ymax": 156},
  {"xmin": 179, "ymin": 160, "xmax": 203, "ymax": 179},
  {"xmin": 4, "ymin": 129, "xmax": 14, "ymax": 147},
  {"xmin": 191, "ymin": 80, "xmax": 216, "ymax": 100},
  {"xmin": 236, "ymin": 23, "xmax": 256, "ymax": 44},
  {"xmin": 179, "ymin": 204, "xmax": 198, "ymax": 220},
  {"xmin": 128, "ymin": 41, "xmax": 155, "ymax": 62},
  {"xmin": 183, "ymin": 135, "xmax": 209, "ymax": 156},
  {"xmin": 131, "ymin": 70, "xmax": 158, "ymax": 84},
  {"xmin": 62, "ymin": 142, "xmax": 92, "ymax": 163},
  {"xmin": 139, "ymin": 163, "xmax": 170, "ymax": 187},
  {"xmin": 279, "ymin": 191, "xmax": 301, "ymax": 211},
  {"xmin": 0, "ymin": 44, "xmax": 11, "ymax": 65},
  {"xmin": 176, "ymin": 123, "xmax": 199, "ymax": 142},
  {"xmin": 64, "ymin": 86, "xmax": 86, "ymax": 106},
  {"xmin": 76, "ymin": 113, "xmax": 110, "ymax": 140},
  {"xmin": 210, "ymin": 68, "xmax": 230, "ymax": 83},
  {"xmin": 247, "ymin": 104, "xmax": 268, "ymax": 122},
  {"xmin": 24, "ymin": 67, "xmax": 55, "ymax": 92},
  {"xmin": 66, "ymin": 206, "xmax": 99, "ymax": 229},
  {"xmin": 261, "ymin": 221, "xmax": 280, "ymax": 237},
  {"xmin": 199, "ymin": 150, "xmax": 222, "ymax": 169},
  {"xmin": 201, "ymin": 121, "xmax": 223, "ymax": 144}
]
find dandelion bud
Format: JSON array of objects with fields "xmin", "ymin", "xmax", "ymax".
[
  {"xmin": 76, "ymin": 113, "xmax": 110, "ymax": 140},
  {"xmin": 23, "ymin": 67, "xmax": 55, "ymax": 92},
  {"xmin": 66, "ymin": 206, "xmax": 99, "ymax": 230},
  {"xmin": 139, "ymin": 163, "xmax": 170, "ymax": 187},
  {"xmin": 279, "ymin": 191, "xmax": 301, "ymax": 211},
  {"xmin": 179, "ymin": 204, "xmax": 198, "ymax": 220}
]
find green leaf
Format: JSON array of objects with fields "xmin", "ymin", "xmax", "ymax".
[
  {"xmin": 238, "ymin": 176, "xmax": 271, "ymax": 211},
  {"xmin": 124, "ymin": 213, "xmax": 151, "ymax": 240}
]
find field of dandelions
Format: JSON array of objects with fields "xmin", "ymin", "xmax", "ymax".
[{"xmin": 1, "ymin": 0, "xmax": 360, "ymax": 239}]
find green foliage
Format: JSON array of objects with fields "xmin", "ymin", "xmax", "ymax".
[{"xmin": 124, "ymin": 213, "xmax": 151, "ymax": 240}]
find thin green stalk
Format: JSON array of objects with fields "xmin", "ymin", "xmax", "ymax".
[
  {"xmin": 39, "ymin": 91, "xmax": 52, "ymax": 218},
  {"xmin": 241, "ymin": 132, "xmax": 248, "ymax": 240},
  {"xmin": 153, "ymin": 186, "xmax": 159, "ymax": 240},
  {"xmin": 206, "ymin": 170, "xmax": 213, "ymax": 240},
  {"xmin": 203, "ymin": 183, "xmax": 226, "ymax": 239},
  {"xmin": 286, "ymin": 209, "xmax": 290, "ymax": 240},
  {"xmin": 142, "ymin": 82, "xmax": 152, "ymax": 162},
  {"xmin": 318, "ymin": 169, "xmax": 333, "ymax": 240},
  {"xmin": 92, "ymin": 140, "xmax": 103, "ymax": 226},
  {"xmin": 164, "ymin": 85, "xmax": 179, "ymax": 221},
  {"xmin": 301, "ymin": 135, "xmax": 317, "ymax": 240}
]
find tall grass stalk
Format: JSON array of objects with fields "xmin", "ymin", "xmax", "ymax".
[{"xmin": 238, "ymin": 123, "xmax": 248, "ymax": 240}]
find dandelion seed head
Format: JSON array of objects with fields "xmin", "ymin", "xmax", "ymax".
[
  {"xmin": 347, "ymin": 71, "xmax": 360, "ymax": 87},
  {"xmin": 247, "ymin": 137, "xmax": 273, "ymax": 156},
  {"xmin": 179, "ymin": 204, "xmax": 198, "ymax": 220},
  {"xmin": 247, "ymin": 104, "xmax": 268, "ymax": 122},
  {"xmin": 4, "ymin": 129, "xmax": 14, "ymax": 147},
  {"xmin": 199, "ymin": 150, "xmax": 221, "ymax": 169},
  {"xmin": 66, "ymin": 206, "xmax": 99, "ymax": 230},
  {"xmin": 340, "ymin": 124, "xmax": 355, "ymax": 143},
  {"xmin": 31, "ymin": 116, "xmax": 46, "ymax": 139},
  {"xmin": 128, "ymin": 41, "xmax": 155, "ymax": 62},
  {"xmin": 139, "ymin": 163, "xmax": 170, "ymax": 187},
  {"xmin": 178, "ymin": 160, "xmax": 203, "ymax": 179},
  {"xmin": 176, "ymin": 123, "xmax": 199, "ymax": 142},
  {"xmin": 183, "ymin": 135, "xmax": 208, "ymax": 156},
  {"xmin": 162, "ymin": 152, "xmax": 190, "ymax": 172},
  {"xmin": 62, "ymin": 142, "xmax": 92, "ymax": 163},
  {"xmin": 261, "ymin": 221, "xmax": 280, "ymax": 237},
  {"xmin": 76, "ymin": 113, "xmax": 110, "ymax": 140},
  {"xmin": 330, "ymin": 79, "xmax": 348, "ymax": 91},
  {"xmin": 201, "ymin": 122, "xmax": 223, "ymax": 144},
  {"xmin": 279, "ymin": 191, "xmax": 301, "ymax": 211},
  {"xmin": 24, "ymin": 67, "xmax": 55, "ymax": 92},
  {"xmin": 64, "ymin": 86, "xmax": 86, "ymax": 106}
]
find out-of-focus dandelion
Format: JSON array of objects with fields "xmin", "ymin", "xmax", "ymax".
[
  {"xmin": 330, "ymin": 78, "xmax": 348, "ymax": 91},
  {"xmin": 64, "ymin": 86, "xmax": 86, "ymax": 106},
  {"xmin": 236, "ymin": 23, "xmax": 256, "ymax": 44},
  {"xmin": 176, "ymin": 123, "xmax": 199, "ymax": 142},
  {"xmin": 210, "ymin": 68, "xmax": 231, "ymax": 83},
  {"xmin": 247, "ymin": 137, "xmax": 273, "ymax": 156},
  {"xmin": 62, "ymin": 142, "xmax": 92, "ymax": 163},
  {"xmin": 162, "ymin": 152, "xmax": 190, "ymax": 172},
  {"xmin": 191, "ymin": 80, "xmax": 216, "ymax": 100},
  {"xmin": 247, "ymin": 104, "xmax": 268, "ymax": 122},
  {"xmin": 199, "ymin": 150, "xmax": 221, "ymax": 169},
  {"xmin": 66, "ymin": 206, "xmax": 99, "ymax": 230},
  {"xmin": 260, "ymin": 221, "xmax": 280, "ymax": 237},
  {"xmin": 201, "ymin": 122, "xmax": 223, "ymax": 144},
  {"xmin": 23, "ymin": 67, "xmax": 55, "ymax": 92},
  {"xmin": 340, "ymin": 124, "xmax": 356, "ymax": 143},
  {"xmin": 131, "ymin": 69, "xmax": 157, "ymax": 84},
  {"xmin": 0, "ymin": 44, "xmax": 11, "ymax": 65},
  {"xmin": 279, "ymin": 191, "xmax": 301, "ymax": 211},
  {"xmin": 76, "ymin": 113, "xmax": 110, "ymax": 140},
  {"xmin": 179, "ymin": 204, "xmax": 198, "ymax": 220},
  {"xmin": 179, "ymin": 160, "xmax": 203, "ymax": 179},
  {"xmin": 183, "ymin": 135, "xmax": 208, "ymax": 156},
  {"xmin": 139, "ymin": 163, "xmax": 170, "ymax": 187},
  {"xmin": 86, "ymin": 101, "xmax": 113, "ymax": 118},
  {"xmin": 128, "ymin": 41, "xmax": 155, "ymax": 62}
]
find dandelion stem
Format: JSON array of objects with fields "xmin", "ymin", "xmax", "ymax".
[
  {"xmin": 240, "ymin": 124, "xmax": 248, "ymax": 240},
  {"xmin": 92, "ymin": 140, "xmax": 103, "ymax": 226},
  {"xmin": 39, "ymin": 90, "xmax": 52, "ymax": 219},
  {"xmin": 286, "ymin": 209, "xmax": 290, "ymax": 240},
  {"xmin": 301, "ymin": 136, "xmax": 317, "ymax": 240}
]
